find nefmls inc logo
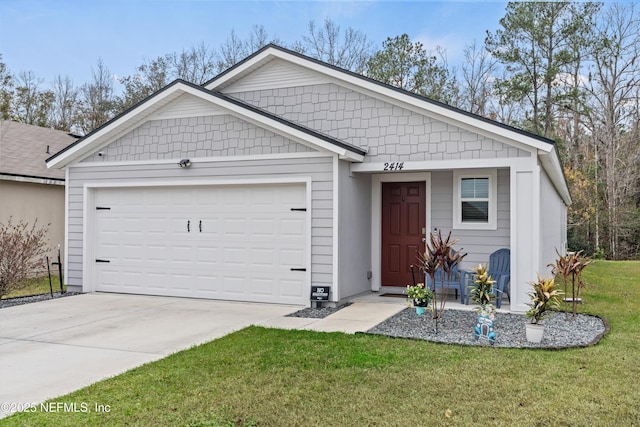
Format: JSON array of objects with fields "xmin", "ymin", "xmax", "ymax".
[{"xmin": 40, "ymin": 402, "xmax": 90, "ymax": 413}]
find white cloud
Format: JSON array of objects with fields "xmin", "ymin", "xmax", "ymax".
[{"xmin": 413, "ymin": 32, "xmax": 467, "ymax": 65}]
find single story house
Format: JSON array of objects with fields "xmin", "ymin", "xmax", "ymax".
[
  {"xmin": 47, "ymin": 45, "xmax": 569, "ymax": 312},
  {"xmin": 1, "ymin": 120, "xmax": 78, "ymax": 261}
]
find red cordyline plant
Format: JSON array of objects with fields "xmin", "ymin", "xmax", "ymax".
[
  {"xmin": 417, "ymin": 230, "xmax": 466, "ymax": 329},
  {"xmin": 549, "ymin": 249, "xmax": 592, "ymax": 317},
  {"xmin": 0, "ymin": 218, "xmax": 50, "ymax": 298}
]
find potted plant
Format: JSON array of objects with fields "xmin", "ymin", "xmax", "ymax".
[
  {"xmin": 468, "ymin": 264, "xmax": 497, "ymax": 344},
  {"xmin": 406, "ymin": 282, "xmax": 432, "ymax": 316},
  {"xmin": 525, "ymin": 275, "xmax": 562, "ymax": 343}
]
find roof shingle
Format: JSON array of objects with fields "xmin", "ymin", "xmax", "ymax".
[{"xmin": 0, "ymin": 120, "xmax": 78, "ymax": 181}]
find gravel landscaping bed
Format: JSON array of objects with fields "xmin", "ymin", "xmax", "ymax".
[
  {"xmin": 0, "ymin": 292, "xmax": 81, "ymax": 309},
  {"xmin": 367, "ymin": 308, "xmax": 608, "ymax": 348},
  {"xmin": 286, "ymin": 303, "xmax": 352, "ymax": 319}
]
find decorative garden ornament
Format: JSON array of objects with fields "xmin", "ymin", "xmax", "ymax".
[
  {"xmin": 469, "ymin": 264, "xmax": 497, "ymax": 344},
  {"xmin": 474, "ymin": 307, "xmax": 496, "ymax": 344}
]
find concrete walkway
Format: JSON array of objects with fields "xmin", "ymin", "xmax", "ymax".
[
  {"xmin": 0, "ymin": 292, "xmax": 407, "ymax": 418},
  {"xmin": 262, "ymin": 300, "xmax": 407, "ymax": 333}
]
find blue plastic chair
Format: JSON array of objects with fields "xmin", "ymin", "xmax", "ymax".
[
  {"xmin": 464, "ymin": 248, "xmax": 511, "ymax": 307},
  {"xmin": 488, "ymin": 248, "xmax": 511, "ymax": 308},
  {"xmin": 426, "ymin": 264, "xmax": 465, "ymax": 303}
]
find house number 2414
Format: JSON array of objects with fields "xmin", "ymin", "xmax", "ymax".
[{"xmin": 383, "ymin": 162, "xmax": 404, "ymax": 171}]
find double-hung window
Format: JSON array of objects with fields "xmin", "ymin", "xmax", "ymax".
[{"xmin": 453, "ymin": 170, "xmax": 497, "ymax": 230}]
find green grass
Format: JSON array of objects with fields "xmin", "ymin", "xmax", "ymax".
[
  {"xmin": 3, "ymin": 261, "xmax": 639, "ymax": 426},
  {"xmin": 1, "ymin": 276, "xmax": 65, "ymax": 299}
]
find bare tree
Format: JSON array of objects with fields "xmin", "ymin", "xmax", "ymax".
[
  {"xmin": 12, "ymin": 70, "xmax": 54, "ymax": 127},
  {"xmin": 216, "ymin": 25, "xmax": 279, "ymax": 72},
  {"xmin": 173, "ymin": 42, "xmax": 218, "ymax": 85},
  {"xmin": 585, "ymin": 3, "xmax": 640, "ymax": 259},
  {"xmin": 460, "ymin": 40, "xmax": 497, "ymax": 117},
  {"xmin": 50, "ymin": 75, "xmax": 78, "ymax": 132},
  {"xmin": 0, "ymin": 55, "xmax": 12, "ymax": 120},
  {"xmin": 300, "ymin": 19, "xmax": 373, "ymax": 73},
  {"xmin": 77, "ymin": 58, "xmax": 116, "ymax": 135}
]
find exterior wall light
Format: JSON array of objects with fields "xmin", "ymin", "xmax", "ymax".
[{"xmin": 178, "ymin": 159, "xmax": 192, "ymax": 168}]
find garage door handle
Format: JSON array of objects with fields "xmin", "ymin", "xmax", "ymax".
[
  {"xmin": 290, "ymin": 268, "xmax": 306, "ymax": 272},
  {"xmin": 187, "ymin": 220, "xmax": 190, "ymax": 232},
  {"xmin": 95, "ymin": 259, "xmax": 110, "ymax": 263}
]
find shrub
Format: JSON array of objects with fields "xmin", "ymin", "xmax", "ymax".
[{"xmin": 0, "ymin": 218, "xmax": 50, "ymax": 298}]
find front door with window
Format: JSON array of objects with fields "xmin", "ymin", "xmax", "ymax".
[{"xmin": 381, "ymin": 181, "xmax": 426, "ymax": 287}]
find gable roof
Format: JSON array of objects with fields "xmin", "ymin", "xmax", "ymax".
[
  {"xmin": 207, "ymin": 44, "xmax": 558, "ymax": 150},
  {"xmin": 46, "ymin": 79, "xmax": 365, "ymax": 169},
  {"xmin": 47, "ymin": 45, "xmax": 570, "ymax": 204},
  {"xmin": 0, "ymin": 120, "xmax": 78, "ymax": 182},
  {"xmin": 206, "ymin": 44, "xmax": 570, "ymax": 204}
]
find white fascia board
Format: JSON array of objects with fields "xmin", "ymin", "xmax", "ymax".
[
  {"xmin": 47, "ymin": 88, "xmax": 184, "ymax": 169},
  {"xmin": 205, "ymin": 50, "xmax": 275, "ymax": 90},
  {"xmin": 538, "ymin": 149, "xmax": 572, "ymax": 206},
  {"xmin": 73, "ymin": 151, "xmax": 332, "ymax": 168}
]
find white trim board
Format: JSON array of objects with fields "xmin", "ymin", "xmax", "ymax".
[
  {"xmin": 81, "ymin": 177, "xmax": 313, "ymax": 301},
  {"xmin": 74, "ymin": 152, "xmax": 332, "ymax": 168},
  {"xmin": 370, "ymin": 172, "xmax": 431, "ymax": 292}
]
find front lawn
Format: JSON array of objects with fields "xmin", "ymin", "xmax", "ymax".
[
  {"xmin": 3, "ymin": 261, "xmax": 639, "ymax": 426},
  {"xmin": 1, "ymin": 275, "xmax": 65, "ymax": 299}
]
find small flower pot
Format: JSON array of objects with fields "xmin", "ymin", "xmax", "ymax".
[
  {"xmin": 415, "ymin": 306, "xmax": 427, "ymax": 316},
  {"xmin": 525, "ymin": 323, "xmax": 545, "ymax": 343}
]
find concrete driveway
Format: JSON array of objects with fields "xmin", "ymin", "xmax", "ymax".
[{"xmin": 0, "ymin": 293, "xmax": 301, "ymax": 417}]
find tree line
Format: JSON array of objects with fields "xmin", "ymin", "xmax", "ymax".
[{"xmin": 1, "ymin": 2, "xmax": 638, "ymax": 260}]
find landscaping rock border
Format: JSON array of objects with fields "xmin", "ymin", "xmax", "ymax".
[
  {"xmin": 367, "ymin": 308, "xmax": 608, "ymax": 349},
  {"xmin": 286, "ymin": 303, "xmax": 352, "ymax": 319},
  {"xmin": 0, "ymin": 292, "xmax": 81, "ymax": 309}
]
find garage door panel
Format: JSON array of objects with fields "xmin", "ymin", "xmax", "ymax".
[
  {"xmin": 250, "ymin": 218, "xmax": 275, "ymax": 236},
  {"xmin": 121, "ymin": 272, "xmax": 144, "ymax": 289},
  {"xmin": 253, "ymin": 248, "xmax": 277, "ymax": 266},
  {"xmin": 251, "ymin": 278, "xmax": 276, "ymax": 296},
  {"xmin": 281, "ymin": 279, "xmax": 305, "ymax": 299},
  {"xmin": 222, "ymin": 276, "xmax": 245, "ymax": 294},
  {"xmin": 281, "ymin": 218, "xmax": 305, "ymax": 237},
  {"xmin": 281, "ymin": 248, "xmax": 304, "ymax": 267},
  {"xmin": 94, "ymin": 184, "xmax": 307, "ymax": 304}
]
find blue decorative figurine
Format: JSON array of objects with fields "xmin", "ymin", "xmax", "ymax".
[{"xmin": 474, "ymin": 310, "xmax": 496, "ymax": 344}]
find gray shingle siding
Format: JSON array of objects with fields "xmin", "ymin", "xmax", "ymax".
[
  {"xmin": 227, "ymin": 83, "xmax": 530, "ymax": 161},
  {"xmin": 81, "ymin": 115, "xmax": 314, "ymax": 163}
]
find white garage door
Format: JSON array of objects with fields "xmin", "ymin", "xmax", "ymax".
[{"xmin": 93, "ymin": 183, "xmax": 308, "ymax": 305}]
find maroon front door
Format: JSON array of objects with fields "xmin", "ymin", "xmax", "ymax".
[{"xmin": 381, "ymin": 181, "xmax": 426, "ymax": 287}]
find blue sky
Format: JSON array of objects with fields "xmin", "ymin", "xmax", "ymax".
[{"xmin": 1, "ymin": 0, "xmax": 510, "ymax": 91}]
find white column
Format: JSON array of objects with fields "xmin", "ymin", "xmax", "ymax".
[{"xmin": 510, "ymin": 165, "xmax": 540, "ymax": 312}]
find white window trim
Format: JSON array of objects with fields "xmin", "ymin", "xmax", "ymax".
[{"xmin": 453, "ymin": 169, "xmax": 497, "ymax": 230}]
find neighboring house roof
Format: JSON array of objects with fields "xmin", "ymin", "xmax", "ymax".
[{"xmin": 0, "ymin": 120, "xmax": 78, "ymax": 183}]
